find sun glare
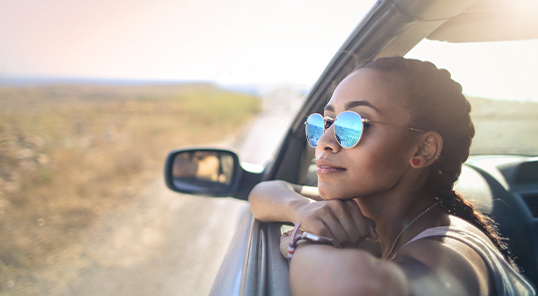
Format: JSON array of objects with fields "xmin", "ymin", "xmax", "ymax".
[{"xmin": 406, "ymin": 38, "xmax": 538, "ymax": 102}]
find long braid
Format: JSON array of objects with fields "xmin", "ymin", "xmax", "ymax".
[{"xmin": 357, "ymin": 56, "xmax": 516, "ymax": 267}]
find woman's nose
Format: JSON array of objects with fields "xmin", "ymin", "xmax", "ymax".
[{"xmin": 316, "ymin": 125, "xmax": 341, "ymax": 153}]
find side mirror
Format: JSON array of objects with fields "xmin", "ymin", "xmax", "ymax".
[{"xmin": 164, "ymin": 148, "xmax": 261, "ymax": 200}]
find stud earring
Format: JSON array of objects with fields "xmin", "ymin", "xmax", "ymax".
[{"xmin": 412, "ymin": 158, "xmax": 421, "ymax": 166}]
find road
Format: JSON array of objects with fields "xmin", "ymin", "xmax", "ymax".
[{"xmin": 40, "ymin": 90, "xmax": 302, "ymax": 296}]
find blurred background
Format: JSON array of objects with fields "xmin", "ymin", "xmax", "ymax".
[{"xmin": 0, "ymin": 1, "xmax": 374, "ymax": 295}]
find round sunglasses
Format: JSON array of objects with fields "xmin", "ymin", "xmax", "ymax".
[{"xmin": 305, "ymin": 111, "xmax": 425, "ymax": 149}]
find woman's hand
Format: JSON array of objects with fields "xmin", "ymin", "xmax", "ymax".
[
  {"xmin": 291, "ymin": 199, "xmax": 377, "ymax": 248},
  {"xmin": 249, "ymin": 180, "xmax": 377, "ymax": 247},
  {"xmin": 280, "ymin": 231, "xmax": 293, "ymax": 257}
]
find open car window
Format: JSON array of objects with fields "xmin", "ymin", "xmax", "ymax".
[
  {"xmin": 299, "ymin": 37, "xmax": 538, "ymax": 187},
  {"xmin": 405, "ymin": 38, "xmax": 538, "ymax": 156}
]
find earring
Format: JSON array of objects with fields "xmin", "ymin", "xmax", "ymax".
[{"xmin": 412, "ymin": 158, "xmax": 421, "ymax": 166}]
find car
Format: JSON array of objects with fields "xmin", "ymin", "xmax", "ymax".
[{"xmin": 164, "ymin": 0, "xmax": 538, "ymax": 295}]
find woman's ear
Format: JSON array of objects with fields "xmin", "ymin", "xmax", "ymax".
[{"xmin": 410, "ymin": 132, "xmax": 443, "ymax": 168}]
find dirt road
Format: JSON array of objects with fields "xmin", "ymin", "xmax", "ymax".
[{"xmin": 26, "ymin": 90, "xmax": 302, "ymax": 296}]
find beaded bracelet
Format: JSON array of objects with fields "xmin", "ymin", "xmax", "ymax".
[{"xmin": 287, "ymin": 221, "xmax": 334, "ymax": 262}]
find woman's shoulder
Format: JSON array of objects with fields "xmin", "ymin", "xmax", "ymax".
[
  {"xmin": 447, "ymin": 215, "xmax": 493, "ymax": 240},
  {"xmin": 399, "ymin": 215, "xmax": 497, "ymax": 252},
  {"xmin": 395, "ymin": 215, "xmax": 495, "ymax": 295}
]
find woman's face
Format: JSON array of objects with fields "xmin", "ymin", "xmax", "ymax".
[{"xmin": 316, "ymin": 68, "xmax": 419, "ymax": 200}]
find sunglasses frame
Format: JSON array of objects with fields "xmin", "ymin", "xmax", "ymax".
[{"xmin": 305, "ymin": 111, "xmax": 425, "ymax": 149}]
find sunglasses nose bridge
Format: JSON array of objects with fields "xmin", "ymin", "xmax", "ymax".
[
  {"xmin": 323, "ymin": 118, "xmax": 332, "ymax": 132},
  {"xmin": 317, "ymin": 121, "xmax": 342, "ymax": 151}
]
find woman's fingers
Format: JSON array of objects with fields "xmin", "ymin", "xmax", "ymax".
[
  {"xmin": 297, "ymin": 202, "xmax": 345, "ymax": 246},
  {"xmin": 343, "ymin": 200, "xmax": 378, "ymax": 241},
  {"xmin": 325, "ymin": 200, "xmax": 362, "ymax": 247},
  {"xmin": 296, "ymin": 199, "xmax": 377, "ymax": 248},
  {"xmin": 301, "ymin": 211, "xmax": 346, "ymax": 246},
  {"xmin": 301, "ymin": 217, "xmax": 332, "ymax": 239},
  {"xmin": 280, "ymin": 232, "xmax": 292, "ymax": 257},
  {"xmin": 320, "ymin": 212, "xmax": 350, "ymax": 248},
  {"xmin": 366, "ymin": 218, "xmax": 378, "ymax": 240}
]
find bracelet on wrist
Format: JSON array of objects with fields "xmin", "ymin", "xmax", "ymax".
[{"xmin": 287, "ymin": 221, "xmax": 334, "ymax": 262}]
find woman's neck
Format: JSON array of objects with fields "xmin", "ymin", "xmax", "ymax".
[{"xmin": 355, "ymin": 186, "xmax": 440, "ymax": 259}]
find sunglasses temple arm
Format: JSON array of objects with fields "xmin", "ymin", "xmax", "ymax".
[{"xmin": 363, "ymin": 119, "xmax": 424, "ymax": 132}]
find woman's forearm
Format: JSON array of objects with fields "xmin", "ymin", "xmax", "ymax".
[
  {"xmin": 289, "ymin": 244, "xmax": 409, "ymax": 296},
  {"xmin": 249, "ymin": 180, "xmax": 316, "ymax": 223}
]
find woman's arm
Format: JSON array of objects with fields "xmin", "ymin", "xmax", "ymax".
[
  {"xmin": 288, "ymin": 244, "xmax": 409, "ymax": 296},
  {"xmin": 249, "ymin": 180, "xmax": 378, "ymax": 247},
  {"xmin": 283, "ymin": 235, "xmax": 481, "ymax": 296},
  {"xmin": 249, "ymin": 180, "xmax": 316, "ymax": 223}
]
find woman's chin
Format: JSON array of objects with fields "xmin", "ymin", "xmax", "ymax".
[
  {"xmin": 318, "ymin": 184, "xmax": 347, "ymax": 200},
  {"xmin": 318, "ymin": 184, "xmax": 360, "ymax": 201}
]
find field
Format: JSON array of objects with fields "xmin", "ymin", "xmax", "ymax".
[
  {"xmin": 467, "ymin": 96, "xmax": 538, "ymax": 155},
  {"xmin": 0, "ymin": 83, "xmax": 261, "ymax": 292}
]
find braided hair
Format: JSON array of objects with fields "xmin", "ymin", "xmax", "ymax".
[{"xmin": 356, "ymin": 56, "xmax": 515, "ymax": 267}]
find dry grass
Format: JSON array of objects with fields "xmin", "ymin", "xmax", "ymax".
[{"xmin": 0, "ymin": 83, "xmax": 260, "ymax": 290}]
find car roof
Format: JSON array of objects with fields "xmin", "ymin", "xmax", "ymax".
[
  {"xmin": 288, "ymin": 0, "xmax": 538, "ymax": 136},
  {"xmin": 427, "ymin": 0, "xmax": 538, "ymax": 42}
]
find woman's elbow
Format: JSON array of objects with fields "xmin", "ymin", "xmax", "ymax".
[
  {"xmin": 248, "ymin": 182, "xmax": 266, "ymax": 219},
  {"xmin": 248, "ymin": 180, "xmax": 283, "ymax": 220}
]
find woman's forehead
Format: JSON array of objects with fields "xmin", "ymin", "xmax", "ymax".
[{"xmin": 327, "ymin": 69, "xmax": 408, "ymax": 114}]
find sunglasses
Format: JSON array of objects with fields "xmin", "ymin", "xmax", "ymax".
[{"xmin": 305, "ymin": 111, "xmax": 425, "ymax": 149}]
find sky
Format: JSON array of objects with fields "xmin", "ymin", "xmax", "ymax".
[
  {"xmin": 1, "ymin": 0, "xmax": 537, "ymax": 101},
  {"xmin": 0, "ymin": 0, "xmax": 374, "ymax": 86}
]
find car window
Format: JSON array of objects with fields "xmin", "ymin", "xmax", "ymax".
[
  {"xmin": 405, "ymin": 39, "xmax": 538, "ymax": 156},
  {"xmin": 300, "ymin": 38, "xmax": 538, "ymax": 187}
]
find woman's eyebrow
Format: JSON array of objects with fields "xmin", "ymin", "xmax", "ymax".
[
  {"xmin": 324, "ymin": 100, "xmax": 379, "ymax": 113},
  {"xmin": 345, "ymin": 100, "xmax": 379, "ymax": 112}
]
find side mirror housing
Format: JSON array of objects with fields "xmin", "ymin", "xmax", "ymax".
[{"xmin": 164, "ymin": 148, "xmax": 262, "ymax": 200}]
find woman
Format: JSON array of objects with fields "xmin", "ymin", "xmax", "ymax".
[{"xmin": 249, "ymin": 57, "xmax": 535, "ymax": 295}]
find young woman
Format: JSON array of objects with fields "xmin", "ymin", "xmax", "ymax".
[{"xmin": 249, "ymin": 57, "xmax": 535, "ymax": 296}]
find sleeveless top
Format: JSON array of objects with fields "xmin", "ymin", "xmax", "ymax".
[{"xmin": 392, "ymin": 225, "xmax": 536, "ymax": 296}]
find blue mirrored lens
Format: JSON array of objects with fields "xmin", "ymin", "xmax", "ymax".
[
  {"xmin": 334, "ymin": 111, "xmax": 363, "ymax": 148},
  {"xmin": 305, "ymin": 114, "xmax": 324, "ymax": 147}
]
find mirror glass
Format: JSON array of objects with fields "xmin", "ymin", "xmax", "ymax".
[{"xmin": 171, "ymin": 150, "xmax": 235, "ymax": 194}]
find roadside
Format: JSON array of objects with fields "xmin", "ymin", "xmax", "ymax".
[
  {"xmin": 0, "ymin": 86, "xmax": 303, "ymax": 296},
  {"xmin": 0, "ymin": 84, "xmax": 260, "ymax": 296}
]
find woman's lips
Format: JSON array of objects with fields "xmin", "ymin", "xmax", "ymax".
[
  {"xmin": 317, "ymin": 165, "xmax": 346, "ymax": 175},
  {"xmin": 316, "ymin": 159, "xmax": 346, "ymax": 175}
]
